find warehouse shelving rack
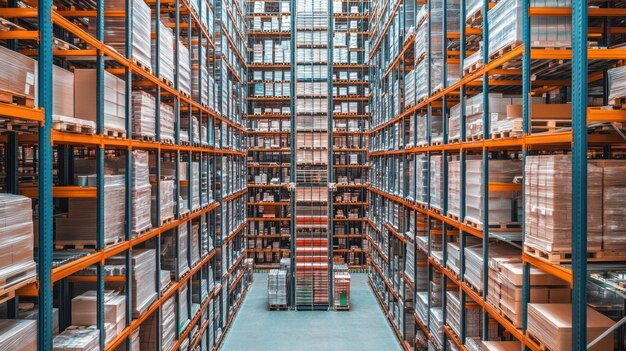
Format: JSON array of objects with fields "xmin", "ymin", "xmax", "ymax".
[
  {"xmin": 245, "ymin": 0, "xmax": 293, "ymax": 270},
  {"xmin": 0, "ymin": 0, "xmax": 250, "ymax": 349},
  {"xmin": 367, "ymin": 0, "xmax": 626, "ymax": 350}
]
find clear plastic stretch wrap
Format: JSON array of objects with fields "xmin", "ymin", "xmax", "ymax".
[
  {"xmin": 191, "ymin": 223, "xmax": 200, "ymax": 266},
  {"xmin": 0, "ymin": 194, "xmax": 36, "ymax": 285},
  {"xmin": 53, "ymin": 327, "xmax": 99, "ymax": 351},
  {"xmin": 465, "ymin": 159, "xmax": 522, "ymax": 225},
  {"xmin": 527, "ymin": 304, "xmax": 614, "ymax": 351},
  {"xmin": 488, "ymin": 0, "xmax": 571, "ymax": 58},
  {"xmin": 71, "ymin": 290, "xmax": 126, "ymax": 341},
  {"xmin": 152, "ymin": 20, "xmax": 175, "ymax": 83},
  {"xmin": 55, "ymin": 176, "xmax": 125, "ymax": 246},
  {"xmin": 415, "ymin": 154, "xmax": 429, "ymax": 205},
  {"xmin": 429, "ymin": 307, "xmax": 444, "ymax": 349},
  {"xmin": 449, "ymin": 102, "xmax": 461, "ymax": 141},
  {"xmin": 598, "ymin": 160, "xmax": 626, "ymax": 250},
  {"xmin": 89, "ymin": 0, "xmax": 151, "ymax": 69},
  {"xmin": 0, "ymin": 319, "xmax": 37, "ymax": 351},
  {"xmin": 191, "ymin": 46, "xmax": 209, "ymax": 104},
  {"xmin": 0, "ymin": 46, "xmax": 36, "ymax": 101},
  {"xmin": 152, "ymin": 179, "xmax": 175, "ymax": 226},
  {"xmin": 160, "ymin": 102, "xmax": 175, "ymax": 143},
  {"xmin": 448, "ymin": 158, "xmax": 461, "ymax": 218},
  {"xmin": 131, "ymin": 150, "xmax": 152, "ymax": 234},
  {"xmin": 191, "ymin": 161, "xmax": 201, "ymax": 210},
  {"xmin": 524, "ymin": 155, "xmax": 603, "ymax": 253},
  {"xmin": 131, "ymin": 91, "xmax": 156, "ymax": 139},
  {"xmin": 607, "ymin": 65, "xmax": 626, "ymax": 102},
  {"xmin": 161, "ymin": 296, "xmax": 176, "ymax": 350},
  {"xmin": 74, "ymin": 69, "xmax": 126, "ymax": 132},
  {"xmin": 108, "ymin": 249, "xmax": 157, "ymax": 316},
  {"xmin": 447, "ymin": 290, "xmax": 481, "ymax": 338},
  {"xmin": 179, "ymin": 41, "xmax": 192, "ymax": 96},
  {"xmin": 53, "ymin": 65, "xmax": 74, "ymax": 117},
  {"xmin": 178, "ymin": 283, "xmax": 190, "ymax": 333},
  {"xmin": 429, "ymin": 155, "xmax": 443, "ymax": 210},
  {"xmin": 268, "ymin": 269, "xmax": 288, "ymax": 305},
  {"xmin": 464, "ymin": 244, "xmax": 519, "ymax": 293},
  {"xmin": 178, "ymin": 224, "xmax": 190, "ymax": 274},
  {"xmin": 404, "ymin": 69, "xmax": 416, "ymax": 108}
]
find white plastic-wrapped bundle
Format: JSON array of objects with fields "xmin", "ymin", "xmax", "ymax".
[
  {"xmin": 415, "ymin": 154, "xmax": 429, "ymax": 204},
  {"xmin": 191, "ymin": 46, "xmax": 209, "ymax": 104},
  {"xmin": 0, "ymin": 194, "xmax": 36, "ymax": 286},
  {"xmin": 161, "ymin": 296, "xmax": 176, "ymax": 350},
  {"xmin": 179, "ymin": 41, "xmax": 192, "ymax": 96},
  {"xmin": 178, "ymin": 283, "xmax": 190, "ymax": 333},
  {"xmin": 429, "ymin": 307, "xmax": 444, "ymax": 349},
  {"xmin": 599, "ymin": 160, "xmax": 626, "ymax": 251},
  {"xmin": 152, "ymin": 179, "xmax": 175, "ymax": 226},
  {"xmin": 465, "ymin": 159, "xmax": 522, "ymax": 226},
  {"xmin": 607, "ymin": 65, "xmax": 626, "ymax": 102},
  {"xmin": 488, "ymin": 0, "xmax": 571, "ymax": 58},
  {"xmin": 74, "ymin": 69, "xmax": 126, "ymax": 132},
  {"xmin": 71, "ymin": 290, "xmax": 126, "ymax": 341},
  {"xmin": 0, "ymin": 319, "xmax": 37, "ymax": 351},
  {"xmin": 131, "ymin": 151, "xmax": 151, "ymax": 235},
  {"xmin": 53, "ymin": 327, "xmax": 99, "ymax": 351},
  {"xmin": 447, "ymin": 290, "xmax": 481, "ymax": 338},
  {"xmin": 268, "ymin": 269, "xmax": 288, "ymax": 305},
  {"xmin": 429, "ymin": 155, "xmax": 443, "ymax": 210},
  {"xmin": 404, "ymin": 69, "xmax": 415, "ymax": 108},
  {"xmin": 55, "ymin": 176, "xmax": 125, "ymax": 246},
  {"xmin": 524, "ymin": 155, "xmax": 603, "ymax": 253},
  {"xmin": 160, "ymin": 102, "xmax": 175, "ymax": 143},
  {"xmin": 463, "ymin": 244, "xmax": 519, "ymax": 293},
  {"xmin": 178, "ymin": 224, "xmax": 190, "ymax": 275},
  {"xmin": 191, "ymin": 161, "xmax": 201, "ymax": 210},
  {"xmin": 131, "ymin": 91, "xmax": 156, "ymax": 139},
  {"xmin": 449, "ymin": 101, "xmax": 461, "ymax": 141},
  {"xmin": 151, "ymin": 20, "xmax": 174, "ymax": 83},
  {"xmin": 108, "ymin": 249, "xmax": 157, "ymax": 317},
  {"xmin": 448, "ymin": 158, "xmax": 461, "ymax": 218},
  {"xmin": 191, "ymin": 222, "xmax": 200, "ymax": 265}
]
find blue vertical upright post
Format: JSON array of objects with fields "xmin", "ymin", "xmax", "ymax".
[
  {"xmin": 328, "ymin": 0, "xmax": 335, "ymax": 308},
  {"xmin": 458, "ymin": 0, "xmax": 467, "ymax": 343},
  {"xmin": 289, "ymin": 0, "xmax": 296, "ymax": 307},
  {"xmin": 481, "ymin": 0, "xmax": 490, "ymax": 340},
  {"xmin": 521, "ymin": 0, "xmax": 531, "ymax": 336},
  {"xmin": 124, "ymin": 0, "xmax": 133, "ymax": 346},
  {"xmin": 571, "ymin": 1, "xmax": 588, "ymax": 350},
  {"xmin": 440, "ymin": 0, "xmax": 449, "ymax": 346},
  {"xmin": 37, "ymin": 0, "xmax": 53, "ymax": 348},
  {"xmin": 96, "ymin": 0, "xmax": 106, "ymax": 347}
]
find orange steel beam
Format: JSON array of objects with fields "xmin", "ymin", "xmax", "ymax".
[{"xmin": 20, "ymin": 186, "xmax": 97, "ymax": 198}]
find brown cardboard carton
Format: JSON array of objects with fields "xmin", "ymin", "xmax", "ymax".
[
  {"xmin": 481, "ymin": 341, "xmax": 521, "ymax": 351},
  {"xmin": 506, "ymin": 104, "xmax": 571, "ymax": 120}
]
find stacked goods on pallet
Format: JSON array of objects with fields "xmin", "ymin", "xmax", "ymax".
[
  {"xmin": 608, "ymin": 65, "xmax": 626, "ymax": 103},
  {"xmin": 481, "ymin": 341, "xmax": 522, "ymax": 351},
  {"xmin": 180, "ymin": 115, "xmax": 200, "ymax": 144},
  {"xmin": 52, "ymin": 66, "xmax": 92, "ymax": 131},
  {"xmin": 267, "ymin": 269, "xmax": 288, "ymax": 306},
  {"xmin": 333, "ymin": 264, "xmax": 351, "ymax": 309},
  {"xmin": 0, "ymin": 46, "xmax": 36, "ymax": 104},
  {"xmin": 191, "ymin": 46, "xmax": 208, "ymax": 104},
  {"xmin": 430, "ymin": 0, "xmax": 460, "ymax": 92},
  {"xmin": 447, "ymin": 290, "xmax": 481, "ymax": 339},
  {"xmin": 488, "ymin": 0, "xmax": 571, "ymax": 59},
  {"xmin": 464, "ymin": 244, "xmax": 519, "ymax": 293},
  {"xmin": 447, "ymin": 236, "xmax": 481, "ymax": 275},
  {"xmin": 524, "ymin": 155, "xmax": 603, "ymax": 254},
  {"xmin": 429, "ymin": 307, "xmax": 444, "ymax": 349},
  {"xmin": 53, "ymin": 327, "xmax": 99, "ymax": 351},
  {"xmin": 71, "ymin": 290, "xmax": 126, "ymax": 343},
  {"xmin": 0, "ymin": 194, "xmax": 36, "ymax": 287},
  {"xmin": 108, "ymin": 249, "xmax": 158, "ymax": 317},
  {"xmin": 74, "ymin": 69, "xmax": 126, "ymax": 133},
  {"xmin": 55, "ymin": 175, "xmax": 125, "ymax": 247},
  {"xmin": 429, "ymin": 155, "xmax": 443, "ymax": 210},
  {"xmin": 178, "ymin": 283, "xmax": 190, "ymax": 333},
  {"xmin": 448, "ymin": 158, "xmax": 461, "ymax": 218},
  {"xmin": 527, "ymin": 304, "xmax": 614, "ymax": 351},
  {"xmin": 465, "ymin": 158, "xmax": 522, "ymax": 227},
  {"xmin": 597, "ymin": 160, "xmax": 626, "ymax": 251},
  {"xmin": 415, "ymin": 154, "xmax": 429, "ymax": 204},
  {"xmin": 179, "ymin": 41, "xmax": 192, "ymax": 96},
  {"xmin": 487, "ymin": 262, "xmax": 569, "ymax": 328},
  {"xmin": 161, "ymin": 225, "xmax": 189, "ymax": 277},
  {"xmin": 160, "ymin": 103, "xmax": 175, "ymax": 143},
  {"xmin": 0, "ymin": 319, "xmax": 37, "ymax": 351},
  {"xmin": 191, "ymin": 161, "xmax": 201, "ymax": 210},
  {"xmin": 140, "ymin": 297, "xmax": 176, "ymax": 350},
  {"xmin": 131, "ymin": 150, "xmax": 152, "ymax": 235},
  {"xmin": 191, "ymin": 223, "xmax": 200, "ymax": 266},
  {"xmin": 464, "ymin": 94, "xmax": 512, "ymax": 139},
  {"xmin": 151, "ymin": 179, "xmax": 175, "ymax": 227},
  {"xmin": 91, "ymin": 0, "xmax": 152, "ymax": 69},
  {"xmin": 151, "ymin": 20, "xmax": 175, "ymax": 83},
  {"xmin": 131, "ymin": 91, "xmax": 156, "ymax": 139},
  {"xmin": 500, "ymin": 102, "xmax": 570, "ymax": 135}
]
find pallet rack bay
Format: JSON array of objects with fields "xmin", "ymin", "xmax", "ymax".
[
  {"xmin": 0, "ymin": 0, "xmax": 250, "ymax": 349},
  {"xmin": 367, "ymin": 0, "xmax": 626, "ymax": 351}
]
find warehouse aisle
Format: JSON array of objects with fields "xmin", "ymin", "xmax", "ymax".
[{"xmin": 220, "ymin": 273, "xmax": 402, "ymax": 351}]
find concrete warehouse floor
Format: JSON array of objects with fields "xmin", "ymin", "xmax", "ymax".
[{"xmin": 220, "ymin": 273, "xmax": 403, "ymax": 351}]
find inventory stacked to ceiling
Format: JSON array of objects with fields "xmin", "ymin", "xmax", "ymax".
[
  {"xmin": 367, "ymin": 0, "xmax": 626, "ymax": 351},
  {"xmin": 246, "ymin": 0, "xmax": 293, "ymax": 270},
  {"xmin": 0, "ymin": 0, "xmax": 251, "ymax": 349}
]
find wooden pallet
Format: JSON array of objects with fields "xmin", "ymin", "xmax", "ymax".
[
  {"xmin": 464, "ymin": 219, "xmax": 521, "ymax": 231},
  {"xmin": 161, "ymin": 138, "xmax": 175, "ymax": 144},
  {"xmin": 160, "ymin": 77, "xmax": 174, "ymax": 88},
  {"xmin": 0, "ymin": 90, "xmax": 35, "ymax": 108},
  {"xmin": 136, "ymin": 134, "xmax": 156, "ymax": 142},
  {"xmin": 52, "ymin": 119, "xmax": 95, "ymax": 135},
  {"xmin": 0, "ymin": 119, "xmax": 39, "ymax": 133},
  {"xmin": 267, "ymin": 304, "xmax": 288, "ymax": 311},
  {"xmin": 104, "ymin": 128, "xmax": 126, "ymax": 139},
  {"xmin": 468, "ymin": 134, "xmax": 484, "ymax": 141},
  {"xmin": 132, "ymin": 225, "xmax": 152, "ymax": 237},
  {"xmin": 490, "ymin": 130, "xmax": 522, "ymax": 139},
  {"xmin": 447, "ymin": 213, "xmax": 460, "ymax": 222},
  {"xmin": 132, "ymin": 58, "xmax": 152, "ymax": 74},
  {"xmin": 608, "ymin": 97, "xmax": 626, "ymax": 110},
  {"xmin": 335, "ymin": 305, "xmax": 350, "ymax": 311},
  {"xmin": 463, "ymin": 61, "xmax": 484, "ymax": 76},
  {"xmin": 54, "ymin": 238, "xmax": 119, "ymax": 250},
  {"xmin": 488, "ymin": 42, "xmax": 522, "ymax": 62},
  {"xmin": 0, "ymin": 265, "xmax": 37, "ymax": 303},
  {"xmin": 159, "ymin": 215, "xmax": 175, "ymax": 226},
  {"xmin": 465, "ymin": 9, "xmax": 484, "ymax": 28}
]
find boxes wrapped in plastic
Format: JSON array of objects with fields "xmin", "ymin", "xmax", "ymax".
[
  {"xmin": 55, "ymin": 176, "xmax": 125, "ymax": 246},
  {"xmin": 131, "ymin": 91, "xmax": 156, "ymax": 139},
  {"xmin": 527, "ymin": 304, "xmax": 614, "ymax": 351},
  {"xmin": 463, "ymin": 244, "xmax": 519, "ymax": 293},
  {"xmin": 598, "ymin": 160, "xmax": 626, "ymax": 250},
  {"xmin": 607, "ymin": 65, "xmax": 626, "ymax": 102},
  {"xmin": 161, "ymin": 297, "xmax": 176, "ymax": 350},
  {"xmin": 53, "ymin": 326, "xmax": 99, "ymax": 351},
  {"xmin": 74, "ymin": 69, "xmax": 126, "ymax": 132},
  {"xmin": 191, "ymin": 223, "xmax": 200, "ymax": 266},
  {"xmin": 465, "ymin": 159, "xmax": 522, "ymax": 225},
  {"xmin": 179, "ymin": 41, "xmax": 192, "ymax": 96},
  {"xmin": 0, "ymin": 46, "xmax": 36, "ymax": 103},
  {"xmin": 429, "ymin": 155, "xmax": 443, "ymax": 210},
  {"xmin": 415, "ymin": 154, "xmax": 429, "ymax": 204},
  {"xmin": 488, "ymin": 0, "xmax": 571, "ymax": 58},
  {"xmin": 151, "ymin": 179, "xmax": 174, "ymax": 226},
  {"xmin": 0, "ymin": 319, "xmax": 37, "ymax": 351},
  {"xmin": 448, "ymin": 158, "xmax": 461, "ymax": 218},
  {"xmin": 0, "ymin": 194, "xmax": 36, "ymax": 287},
  {"xmin": 53, "ymin": 65, "xmax": 75, "ymax": 117},
  {"xmin": 191, "ymin": 161, "xmax": 201, "ymax": 210},
  {"xmin": 524, "ymin": 155, "xmax": 603, "ymax": 253},
  {"xmin": 108, "ymin": 249, "xmax": 157, "ymax": 317},
  {"xmin": 72, "ymin": 290, "xmax": 126, "ymax": 341},
  {"xmin": 178, "ymin": 283, "xmax": 190, "ymax": 332},
  {"xmin": 131, "ymin": 151, "xmax": 152, "ymax": 234},
  {"xmin": 152, "ymin": 20, "xmax": 174, "ymax": 83},
  {"xmin": 160, "ymin": 102, "xmax": 175, "ymax": 143}
]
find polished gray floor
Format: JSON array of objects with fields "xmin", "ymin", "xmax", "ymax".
[{"xmin": 220, "ymin": 273, "xmax": 402, "ymax": 351}]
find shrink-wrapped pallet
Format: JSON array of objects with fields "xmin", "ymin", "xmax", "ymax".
[
  {"xmin": 404, "ymin": 70, "xmax": 416, "ymax": 108},
  {"xmin": 131, "ymin": 151, "xmax": 152, "ymax": 234},
  {"xmin": 72, "ymin": 290, "xmax": 126, "ymax": 341},
  {"xmin": 488, "ymin": 0, "xmax": 571, "ymax": 59},
  {"xmin": 524, "ymin": 155, "xmax": 603, "ymax": 253},
  {"xmin": 191, "ymin": 223, "xmax": 200, "ymax": 266},
  {"xmin": 429, "ymin": 307, "xmax": 444, "ymax": 349},
  {"xmin": 53, "ymin": 65, "xmax": 75, "ymax": 118},
  {"xmin": 108, "ymin": 249, "xmax": 157, "ymax": 316},
  {"xmin": 161, "ymin": 225, "xmax": 189, "ymax": 277},
  {"xmin": 53, "ymin": 327, "xmax": 99, "ymax": 351},
  {"xmin": 55, "ymin": 176, "xmax": 125, "ymax": 246},
  {"xmin": 179, "ymin": 41, "xmax": 192, "ymax": 96},
  {"xmin": 0, "ymin": 194, "xmax": 36, "ymax": 287},
  {"xmin": 481, "ymin": 341, "xmax": 522, "ymax": 351},
  {"xmin": 415, "ymin": 154, "xmax": 429, "ymax": 204},
  {"xmin": 429, "ymin": 155, "xmax": 443, "ymax": 210},
  {"xmin": 151, "ymin": 179, "xmax": 175, "ymax": 226},
  {"xmin": 607, "ymin": 65, "xmax": 626, "ymax": 102},
  {"xmin": 88, "ymin": 0, "xmax": 151, "ymax": 69},
  {"xmin": 191, "ymin": 161, "xmax": 201, "ymax": 210},
  {"xmin": 132, "ymin": 91, "xmax": 156, "ymax": 139},
  {"xmin": 74, "ymin": 69, "xmax": 126, "ymax": 132},
  {"xmin": 0, "ymin": 319, "xmax": 37, "ymax": 351},
  {"xmin": 448, "ymin": 158, "xmax": 461, "ymax": 218},
  {"xmin": 0, "ymin": 46, "xmax": 36, "ymax": 104},
  {"xmin": 447, "ymin": 290, "xmax": 481, "ymax": 338},
  {"xmin": 599, "ymin": 160, "xmax": 626, "ymax": 250},
  {"xmin": 465, "ymin": 159, "xmax": 522, "ymax": 226},
  {"xmin": 527, "ymin": 304, "xmax": 614, "ymax": 351},
  {"xmin": 191, "ymin": 46, "xmax": 209, "ymax": 104},
  {"xmin": 178, "ymin": 283, "xmax": 190, "ymax": 332},
  {"xmin": 463, "ymin": 244, "xmax": 519, "ymax": 293},
  {"xmin": 161, "ymin": 297, "xmax": 176, "ymax": 350},
  {"xmin": 160, "ymin": 102, "xmax": 175, "ymax": 143},
  {"xmin": 151, "ymin": 20, "xmax": 175, "ymax": 83}
]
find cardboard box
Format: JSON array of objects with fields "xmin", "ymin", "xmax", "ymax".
[{"xmin": 506, "ymin": 104, "xmax": 571, "ymax": 120}]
